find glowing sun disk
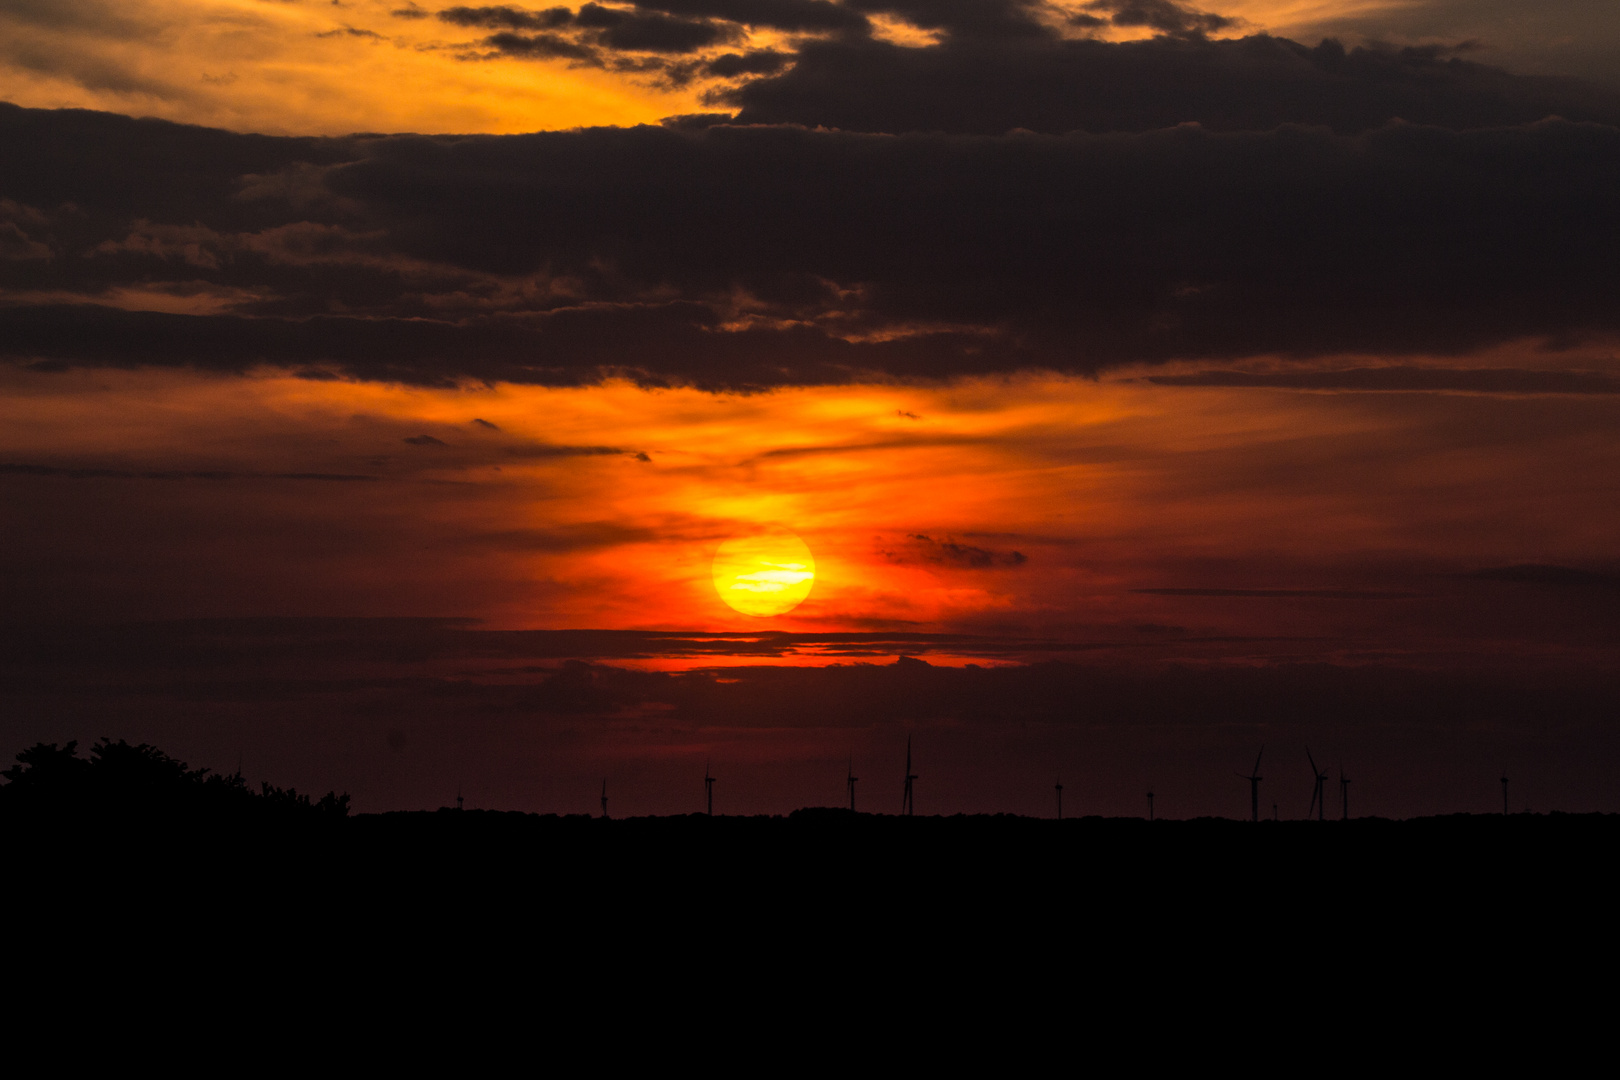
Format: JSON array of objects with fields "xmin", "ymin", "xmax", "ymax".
[{"xmin": 713, "ymin": 532, "xmax": 816, "ymax": 616}]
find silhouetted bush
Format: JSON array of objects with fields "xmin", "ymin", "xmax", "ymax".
[{"xmin": 0, "ymin": 738, "xmax": 349, "ymax": 823}]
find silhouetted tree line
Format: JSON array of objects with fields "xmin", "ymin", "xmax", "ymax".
[{"xmin": 0, "ymin": 739, "xmax": 349, "ymax": 821}]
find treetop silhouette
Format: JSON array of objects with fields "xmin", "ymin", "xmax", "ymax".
[{"xmin": 0, "ymin": 738, "xmax": 349, "ymax": 821}]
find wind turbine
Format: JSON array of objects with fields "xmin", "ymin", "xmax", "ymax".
[
  {"xmin": 1305, "ymin": 747, "xmax": 1328, "ymax": 821},
  {"xmin": 901, "ymin": 737, "xmax": 917, "ymax": 817},
  {"xmin": 1146, "ymin": 791, "xmax": 1155, "ymax": 821},
  {"xmin": 705, "ymin": 761, "xmax": 716, "ymax": 816},
  {"xmin": 1055, "ymin": 778, "xmax": 1063, "ymax": 820},
  {"xmin": 1339, "ymin": 765, "xmax": 1350, "ymax": 821},
  {"xmin": 1237, "ymin": 746, "xmax": 1264, "ymax": 822},
  {"xmin": 847, "ymin": 758, "xmax": 859, "ymax": 811},
  {"xmin": 1500, "ymin": 770, "xmax": 1509, "ymax": 816},
  {"xmin": 600, "ymin": 779, "xmax": 609, "ymax": 819}
]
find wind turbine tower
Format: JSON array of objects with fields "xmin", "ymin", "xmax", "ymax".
[
  {"xmin": 901, "ymin": 737, "xmax": 917, "ymax": 817},
  {"xmin": 705, "ymin": 761, "xmax": 716, "ymax": 816},
  {"xmin": 600, "ymin": 779, "xmax": 609, "ymax": 819},
  {"xmin": 1339, "ymin": 766, "xmax": 1350, "ymax": 821},
  {"xmin": 1500, "ymin": 770, "xmax": 1509, "ymax": 815},
  {"xmin": 1238, "ymin": 746, "xmax": 1264, "ymax": 822},
  {"xmin": 1055, "ymin": 778, "xmax": 1063, "ymax": 820},
  {"xmin": 1305, "ymin": 748, "xmax": 1329, "ymax": 821},
  {"xmin": 1146, "ymin": 791, "xmax": 1155, "ymax": 821},
  {"xmin": 847, "ymin": 758, "xmax": 859, "ymax": 811}
]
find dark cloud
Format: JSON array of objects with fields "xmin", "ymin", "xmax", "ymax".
[
  {"xmin": 0, "ymin": 301, "xmax": 990, "ymax": 388},
  {"xmin": 316, "ymin": 26, "xmax": 388, "ymax": 40},
  {"xmin": 442, "ymin": 3, "xmax": 740, "ymax": 57},
  {"xmin": 1273, "ymin": 0, "xmax": 1620, "ymax": 92},
  {"xmin": 436, "ymin": 0, "xmax": 1610, "ymax": 129},
  {"xmin": 632, "ymin": 0, "xmax": 866, "ymax": 33},
  {"xmin": 501, "ymin": 442, "xmax": 628, "ymax": 458},
  {"xmin": 892, "ymin": 534, "xmax": 1028, "ymax": 569},
  {"xmin": 3, "ymin": 87, "xmax": 1620, "ymax": 388},
  {"xmin": 439, "ymin": 5, "xmax": 575, "ymax": 30},
  {"xmin": 1143, "ymin": 368, "xmax": 1620, "ymax": 395},
  {"xmin": 0, "ymin": 35, "xmax": 184, "ymax": 101},
  {"xmin": 471, "ymin": 417, "xmax": 500, "ymax": 429},
  {"xmin": 475, "ymin": 30, "xmax": 601, "ymax": 62},
  {"xmin": 0, "ymin": 198, "xmax": 51, "ymax": 260},
  {"xmin": 845, "ymin": 0, "xmax": 1051, "ymax": 40},
  {"xmin": 0, "ymin": 0, "xmax": 153, "ymax": 39},
  {"xmin": 1133, "ymin": 587, "xmax": 1422, "ymax": 600},
  {"xmin": 721, "ymin": 33, "xmax": 1620, "ymax": 135},
  {"xmin": 0, "ymin": 619, "xmax": 1107, "ymax": 669},
  {"xmin": 464, "ymin": 522, "xmax": 658, "ymax": 552},
  {"xmin": 395, "ymin": 430, "xmax": 633, "ymax": 459},
  {"xmin": 1467, "ymin": 565, "xmax": 1620, "ymax": 590},
  {"xmin": 704, "ymin": 49, "xmax": 790, "ymax": 77},
  {"xmin": 573, "ymin": 3, "xmax": 740, "ymax": 53},
  {"xmin": 1078, "ymin": 0, "xmax": 1237, "ymax": 39},
  {"xmin": 0, "ymin": 463, "xmax": 378, "ymax": 482}
]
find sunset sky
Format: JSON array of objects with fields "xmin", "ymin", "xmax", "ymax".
[{"xmin": 4, "ymin": 0, "xmax": 1620, "ymax": 818}]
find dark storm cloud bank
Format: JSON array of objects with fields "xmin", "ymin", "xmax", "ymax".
[
  {"xmin": 722, "ymin": 31, "xmax": 1620, "ymax": 135},
  {"xmin": 3, "ymin": 93, "xmax": 1620, "ymax": 386}
]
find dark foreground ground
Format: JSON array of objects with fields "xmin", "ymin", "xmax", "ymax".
[
  {"xmin": 10, "ymin": 804, "xmax": 1617, "ymax": 1034},
  {"xmin": 14, "ymin": 805, "xmax": 1613, "ymax": 921},
  {"xmin": 11, "ymin": 740, "xmax": 1606, "ymax": 930}
]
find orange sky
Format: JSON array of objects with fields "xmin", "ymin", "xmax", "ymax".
[{"xmin": 7, "ymin": 347, "xmax": 1618, "ymax": 669}]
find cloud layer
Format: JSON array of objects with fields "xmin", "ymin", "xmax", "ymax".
[{"xmin": 2, "ymin": 93, "xmax": 1618, "ymax": 387}]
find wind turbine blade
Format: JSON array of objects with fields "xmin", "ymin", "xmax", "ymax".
[
  {"xmin": 1305, "ymin": 746, "xmax": 1319, "ymax": 775},
  {"xmin": 1252, "ymin": 746, "xmax": 1265, "ymax": 776}
]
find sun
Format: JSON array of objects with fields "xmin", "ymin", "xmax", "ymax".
[{"xmin": 712, "ymin": 528, "xmax": 816, "ymax": 617}]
